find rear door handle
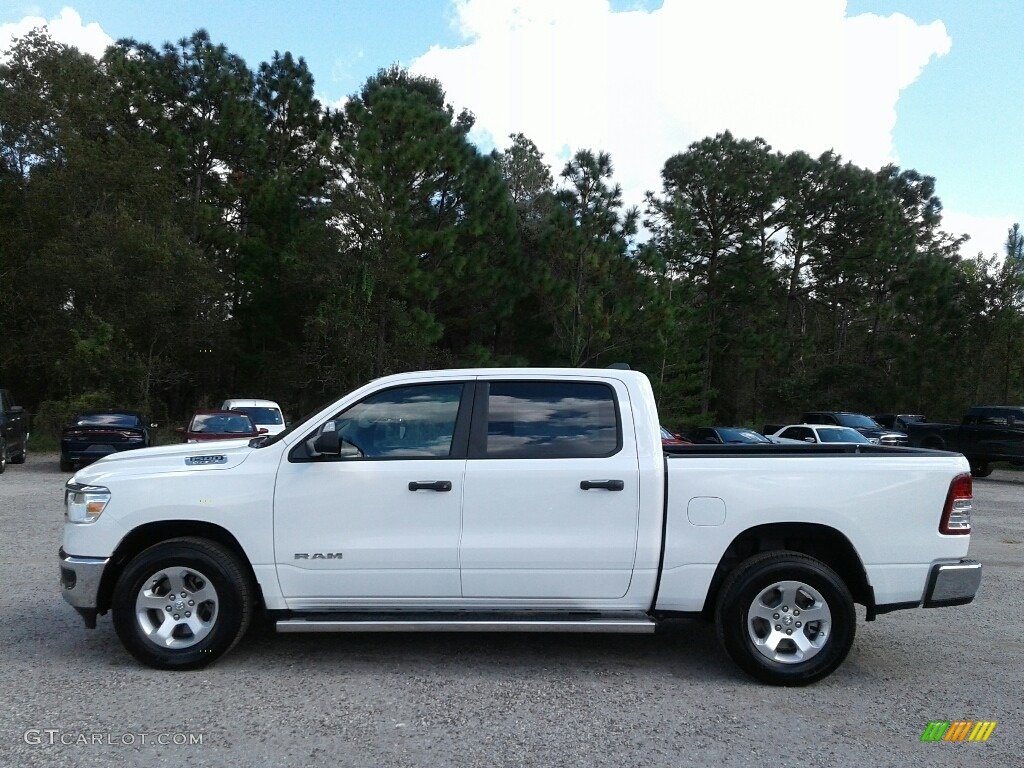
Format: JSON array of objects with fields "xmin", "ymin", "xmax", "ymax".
[
  {"xmin": 580, "ymin": 479, "xmax": 624, "ymax": 491},
  {"xmin": 408, "ymin": 481, "xmax": 453, "ymax": 492}
]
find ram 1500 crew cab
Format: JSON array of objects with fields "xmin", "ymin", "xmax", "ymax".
[{"xmin": 59, "ymin": 368, "xmax": 981, "ymax": 685}]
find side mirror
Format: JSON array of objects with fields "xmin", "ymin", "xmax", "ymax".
[
  {"xmin": 313, "ymin": 425, "xmax": 341, "ymax": 455},
  {"xmin": 258, "ymin": 427, "xmax": 269, "ymax": 434},
  {"xmin": 150, "ymin": 422, "xmax": 159, "ymax": 429}
]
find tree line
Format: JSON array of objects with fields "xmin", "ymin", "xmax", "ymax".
[{"xmin": 1, "ymin": 29, "xmax": 1022, "ymax": 437}]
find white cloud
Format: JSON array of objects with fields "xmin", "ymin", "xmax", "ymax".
[
  {"xmin": 412, "ymin": 0, "xmax": 951, "ymax": 220},
  {"xmin": 941, "ymin": 209, "xmax": 1018, "ymax": 261},
  {"xmin": 327, "ymin": 95, "xmax": 350, "ymax": 113},
  {"xmin": 0, "ymin": 6, "xmax": 113, "ymax": 60}
]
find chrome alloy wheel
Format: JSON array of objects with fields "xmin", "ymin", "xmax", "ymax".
[
  {"xmin": 134, "ymin": 566, "xmax": 219, "ymax": 649},
  {"xmin": 746, "ymin": 580, "xmax": 832, "ymax": 664}
]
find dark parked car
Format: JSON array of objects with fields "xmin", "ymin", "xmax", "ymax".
[
  {"xmin": 799, "ymin": 411, "xmax": 907, "ymax": 446},
  {"xmin": 873, "ymin": 413, "xmax": 926, "ymax": 432},
  {"xmin": 0, "ymin": 389, "xmax": 30, "ymax": 473},
  {"xmin": 908, "ymin": 406, "xmax": 1024, "ymax": 477},
  {"xmin": 177, "ymin": 410, "xmax": 265, "ymax": 443},
  {"xmin": 61, "ymin": 411, "xmax": 153, "ymax": 471},
  {"xmin": 690, "ymin": 427, "xmax": 772, "ymax": 445}
]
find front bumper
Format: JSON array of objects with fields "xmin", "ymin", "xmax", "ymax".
[
  {"xmin": 59, "ymin": 547, "xmax": 109, "ymax": 628},
  {"xmin": 62, "ymin": 443, "xmax": 144, "ymax": 464},
  {"xmin": 923, "ymin": 559, "xmax": 982, "ymax": 608}
]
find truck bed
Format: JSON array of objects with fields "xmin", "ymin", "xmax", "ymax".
[{"xmin": 663, "ymin": 443, "xmax": 940, "ymax": 457}]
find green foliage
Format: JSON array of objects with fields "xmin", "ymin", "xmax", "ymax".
[{"xmin": 1, "ymin": 28, "xmax": 1022, "ymax": 431}]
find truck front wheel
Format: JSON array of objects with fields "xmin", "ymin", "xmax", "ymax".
[
  {"xmin": 112, "ymin": 538, "xmax": 253, "ymax": 670},
  {"xmin": 715, "ymin": 551, "xmax": 855, "ymax": 686}
]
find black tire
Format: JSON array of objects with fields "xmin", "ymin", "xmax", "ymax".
[
  {"xmin": 59, "ymin": 454, "xmax": 74, "ymax": 472},
  {"xmin": 715, "ymin": 551, "xmax": 856, "ymax": 686},
  {"xmin": 112, "ymin": 537, "xmax": 253, "ymax": 670},
  {"xmin": 969, "ymin": 461, "xmax": 993, "ymax": 478},
  {"xmin": 10, "ymin": 434, "xmax": 27, "ymax": 464}
]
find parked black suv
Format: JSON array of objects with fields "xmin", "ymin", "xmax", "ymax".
[{"xmin": 0, "ymin": 389, "xmax": 30, "ymax": 472}]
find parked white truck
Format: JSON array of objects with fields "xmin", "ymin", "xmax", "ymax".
[{"xmin": 59, "ymin": 368, "xmax": 981, "ymax": 685}]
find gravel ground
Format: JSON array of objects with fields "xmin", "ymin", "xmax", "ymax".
[{"xmin": 1, "ymin": 454, "xmax": 1021, "ymax": 767}]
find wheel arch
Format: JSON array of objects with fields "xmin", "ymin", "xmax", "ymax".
[
  {"xmin": 97, "ymin": 521, "xmax": 261, "ymax": 615},
  {"xmin": 700, "ymin": 522, "xmax": 873, "ymax": 620}
]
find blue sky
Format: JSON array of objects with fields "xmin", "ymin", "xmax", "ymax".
[{"xmin": 2, "ymin": 0, "xmax": 1020, "ymax": 259}]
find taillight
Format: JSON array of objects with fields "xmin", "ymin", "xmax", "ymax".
[{"xmin": 940, "ymin": 473, "xmax": 972, "ymax": 535}]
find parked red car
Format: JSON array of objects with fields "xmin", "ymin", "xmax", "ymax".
[
  {"xmin": 660, "ymin": 426, "xmax": 691, "ymax": 445},
  {"xmin": 176, "ymin": 410, "xmax": 266, "ymax": 443}
]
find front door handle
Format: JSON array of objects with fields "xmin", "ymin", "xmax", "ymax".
[
  {"xmin": 408, "ymin": 480, "xmax": 453, "ymax": 492},
  {"xmin": 580, "ymin": 479, "xmax": 624, "ymax": 491}
]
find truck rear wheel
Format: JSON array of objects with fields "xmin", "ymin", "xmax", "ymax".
[
  {"xmin": 715, "ymin": 551, "xmax": 855, "ymax": 686},
  {"xmin": 112, "ymin": 537, "xmax": 253, "ymax": 670},
  {"xmin": 969, "ymin": 461, "xmax": 993, "ymax": 478}
]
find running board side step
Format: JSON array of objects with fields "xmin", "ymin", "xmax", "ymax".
[{"xmin": 276, "ymin": 617, "xmax": 656, "ymax": 634}]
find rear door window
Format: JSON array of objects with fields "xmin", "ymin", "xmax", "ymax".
[
  {"xmin": 977, "ymin": 412, "xmax": 1008, "ymax": 426},
  {"xmin": 477, "ymin": 381, "xmax": 620, "ymax": 459}
]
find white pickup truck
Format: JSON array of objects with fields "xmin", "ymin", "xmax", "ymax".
[{"xmin": 59, "ymin": 368, "xmax": 981, "ymax": 685}]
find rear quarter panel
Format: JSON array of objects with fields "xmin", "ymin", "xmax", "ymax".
[{"xmin": 655, "ymin": 451, "xmax": 972, "ymax": 611}]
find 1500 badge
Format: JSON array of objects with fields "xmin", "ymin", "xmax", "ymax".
[{"xmin": 294, "ymin": 552, "xmax": 343, "ymax": 560}]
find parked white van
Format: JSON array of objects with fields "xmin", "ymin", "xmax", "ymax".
[{"xmin": 221, "ymin": 398, "xmax": 286, "ymax": 435}]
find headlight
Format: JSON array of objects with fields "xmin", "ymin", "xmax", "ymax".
[{"xmin": 65, "ymin": 483, "xmax": 111, "ymax": 523}]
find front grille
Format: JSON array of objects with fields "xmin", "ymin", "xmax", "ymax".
[{"xmin": 879, "ymin": 435, "xmax": 908, "ymax": 446}]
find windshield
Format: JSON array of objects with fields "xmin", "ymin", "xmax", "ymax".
[
  {"xmin": 817, "ymin": 427, "xmax": 872, "ymax": 444},
  {"xmin": 716, "ymin": 428, "xmax": 771, "ymax": 444},
  {"xmin": 75, "ymin": 413, "xmax": 140, "ymax": 428},
  {"xmin": 835, "ymin": 413, "xmax": 880, "ymax": 429},
  {"xmin": 190, "ymin": 413, "xmax": 256, "ymax": 434},
  {"xmin": 230, "ymin": 407, "xmax": 284, "ymax": 424}
]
